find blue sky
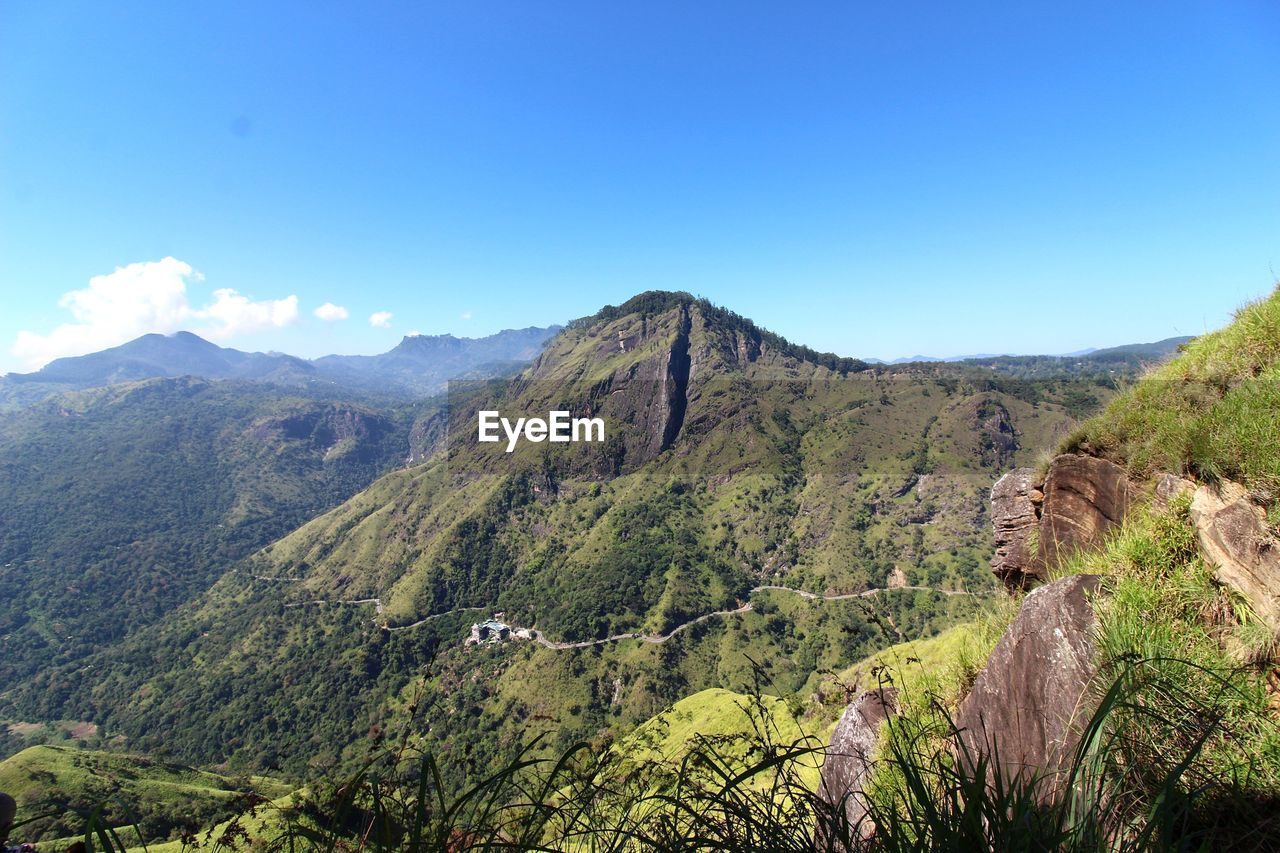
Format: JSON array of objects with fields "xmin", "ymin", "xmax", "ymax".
[{"xmin": 1, "ymin": 2, "xmax": 1277, "ymax": 371}]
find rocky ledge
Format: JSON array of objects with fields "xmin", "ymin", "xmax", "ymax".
[{"xmin": 990, "ymin": 454, "xmax": 1134, "ymax": 589}]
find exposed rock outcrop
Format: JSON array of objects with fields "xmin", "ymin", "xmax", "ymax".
[
  {"xmin": 990, "ymin": 467, "xmax": 1040, "ymax": 588},
  {"xmin": 1037, "ymin": 455, "xmax": 1134, "ymax": 569},
  {"xmin": 990, "ymin": 455, "xmax": 1135, "ymax": 588},
  {"xmin": 509, "ymin": 303, "xmax": 697, "ymax": 475},
  {"xmin": 1190, "ymin": 481, "xmax": 1280, "ymax": 636},
  {"xmin": 955, "ymin": 574, "xmax": 1104, "ymax": 797},
  {"xmin": 817, "ymin": 688, "xmax": 899, "ymax": 848},
  {"xmin": 973, "ymin": 399, "xmax": 1018, "ymax": 468},
  {"xmin": 250, "ymin": 404, "xmax": 398, "ymax": 463}
]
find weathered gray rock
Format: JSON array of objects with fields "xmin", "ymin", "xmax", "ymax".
[
  {"xmin": 816, "ymin": 687, "xmax": 898, "ymax": 848},
  {"xmin": 1153, "ymin": 472, "xmax": 1196, "ymax": 510},
  {"xmin": 1191, "ymin": 481, "xmax": 1280, "ymax": 636},
  {"xmin": 0, "ymin": 791, "xmax": 15, "ymax": 845},
  {"xmin": 990, "ymin": 467, "xmax": 1041, "ymax": 588},
  {"xmin": 955, "ymin": 574, "xmax": 1104, "ymax": 796},
  {"xmin": 1037, "ymin": 455, "xmax": 1133, "ymax": 568}
]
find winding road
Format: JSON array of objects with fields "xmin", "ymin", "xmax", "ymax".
[
  {"xmin": 285, "ymin": 597, "xmax": 387, "ymax": 616},
  {"xmin": 268, "ymin": 580, "xmax": 993, "ymax": 649},
  {"xmin": 522, "ymin": 584, "xmax": 992, "ymax": 649}
]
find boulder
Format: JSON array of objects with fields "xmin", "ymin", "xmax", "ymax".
[
  {"xmin": 955, "ymin": 574, "xmax": 1104, "ymax": 796},
  {"xmin": 816, "ymin": 687, "xmax": 898, "ymax": 848},
  {"xmin": 1037, "ymin": 455, "xmax": 1133, "ymax": 568},
  {"xmin": 1190, "ymin": 481, "xmax": 1280, "ymax": 636},
  {"xmin": 0, "ymin": 791, "xmax": 14, "ymax": 845},
  {"xmin": 990, "ymin": 467, "xmax": 1041, "ymax": 588}
]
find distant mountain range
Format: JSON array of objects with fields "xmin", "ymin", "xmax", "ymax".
[
  {"xmin": 3, "ymin": 328, "xmax": 1192, "ymax": 412},
  {"xmin": 866, "ymin": 337, "xmax": 1193, "ymax": 365},
  {"xmin": 0, "ymin": 326, "xmax": 561, "ymax": 409}
]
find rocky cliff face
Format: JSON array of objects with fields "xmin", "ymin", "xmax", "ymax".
[
  {"xmin": 990, "ymin": 468, "xmax": 1040, "ymax": 588},
  {"xmin": 990, "ymin": 454, "xmax": 1135, "ymax": 588},
  {"xmin": 823, "ymin": 450, "xmax": 1136, "ymax": 823},
  {"xmin": 1038, "ymin": 455, "xmax": 1134, "ymax": 569},
  {"xmin": 497, "ymin": 301, "xmax": 697, "ymax": 474},
  {"xmin": 989, "ymin": 450, "xmax": 1280, "ymax": 627},
  {"xmin": 249, "ymin": 404, "xmax": 399, "ymax": 463},
  {"xmin": 973, "ymin": 399, "xmax": 1019, "ymax": 468}
]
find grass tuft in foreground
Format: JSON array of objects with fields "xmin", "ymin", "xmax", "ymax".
[{"xmin": 17, "ymin": 651, "xmax": 1276, "ymax": 851}]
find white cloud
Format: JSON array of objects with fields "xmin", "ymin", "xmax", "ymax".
[
  {"xmin": 197, "ymin": 289, "xmax": 299, "ymax": 338},
  {"xmin": 10, "ymin": 257, "xmax": 299, "ymax": 370},
  {"xmin": 313, "ymin": 302, "xmax": 349, "ymax": 322},
  {"xmin": 460, "ymin": 310, "xmax": 473, "ymax": 321},
  {"xmin": 368, "ymin": 311, "xmax": 393, "ymax": 328}
]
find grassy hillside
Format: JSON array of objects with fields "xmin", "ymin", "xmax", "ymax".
[
  {"xmin": 0, "ymin": 744, "xmax": 291, "ymax": 845},
  {"xmin": 1066, "ymin": 287, "xmax": 1280, "ymax": 495},
  {"xmin": 855, "ymin": 288, "xmax": 1280, "ymax": 849}
]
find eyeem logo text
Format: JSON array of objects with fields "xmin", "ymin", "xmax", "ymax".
[{"xmin": 477, "ymin": 410, "xmax": 606, "ymax": 453}]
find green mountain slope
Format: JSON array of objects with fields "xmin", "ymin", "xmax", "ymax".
[
  {"xmin": 0, "ymin": 744, "xmax": 291, "ymax": 844},
  {"xmin": 4, "ymin": 293, "xmax": 1115, "ymax": 782},
  {"xmin": 0, "ymin": 378, "xmax": 415, "ymax": 692}
]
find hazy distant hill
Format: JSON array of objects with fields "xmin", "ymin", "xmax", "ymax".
[
  {"xmin": 20, "ymin": 331, "xmax": 315, "ymax": 385},
  {"xmin": 866, "ymin": 336, "xmax": 1192, "ymax": 369},
  {"xmin": 312, "ymin": 325, "xmax": 560, "ymax": 397},
  {"xmin": 1083, "ymin": 335, "xmax": 1193, "ymax": 360},
  {"xmin": 948, "ymin": 336, "xmax": 1194, "ymax": 379},
  {"xmin": 0, "ymin": 326, "xmax": 561, "ymax": 410}
]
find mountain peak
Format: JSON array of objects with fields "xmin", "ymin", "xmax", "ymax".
[{"xmin": 557, "ymin": 291, "xmax": 868, "ymax": 378}]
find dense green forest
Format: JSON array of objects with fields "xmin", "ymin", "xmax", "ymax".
[{"xmin": 0, "ymin": 377, "xmax": 415, "ymax": 688}]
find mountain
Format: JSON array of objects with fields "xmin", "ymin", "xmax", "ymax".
[
  {"xmin": 312, "ymin": 326, "xmax": 560, "ymax": 397},
  {"xmin": 0, "ymin": 292, "xmax": 1115, "ymax": 782},
  {"xmin": 1082, "ymin": 335, "xmax": 1193, "ymax": 360},
  {"xmin": 27, "ymin": 330, "xmax": 313, "ymax": 384},
  {"xmin": 0, "ymin": 332, "xmax": 315, "ymax": 409},
  {"xmin": 0, "ymin": 326, "xmax": 561, "ymax": 410}
]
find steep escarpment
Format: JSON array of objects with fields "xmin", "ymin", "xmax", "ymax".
[{"xmin": 659, "ymin": 303, "xmax": 692, "ymax": 451}]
